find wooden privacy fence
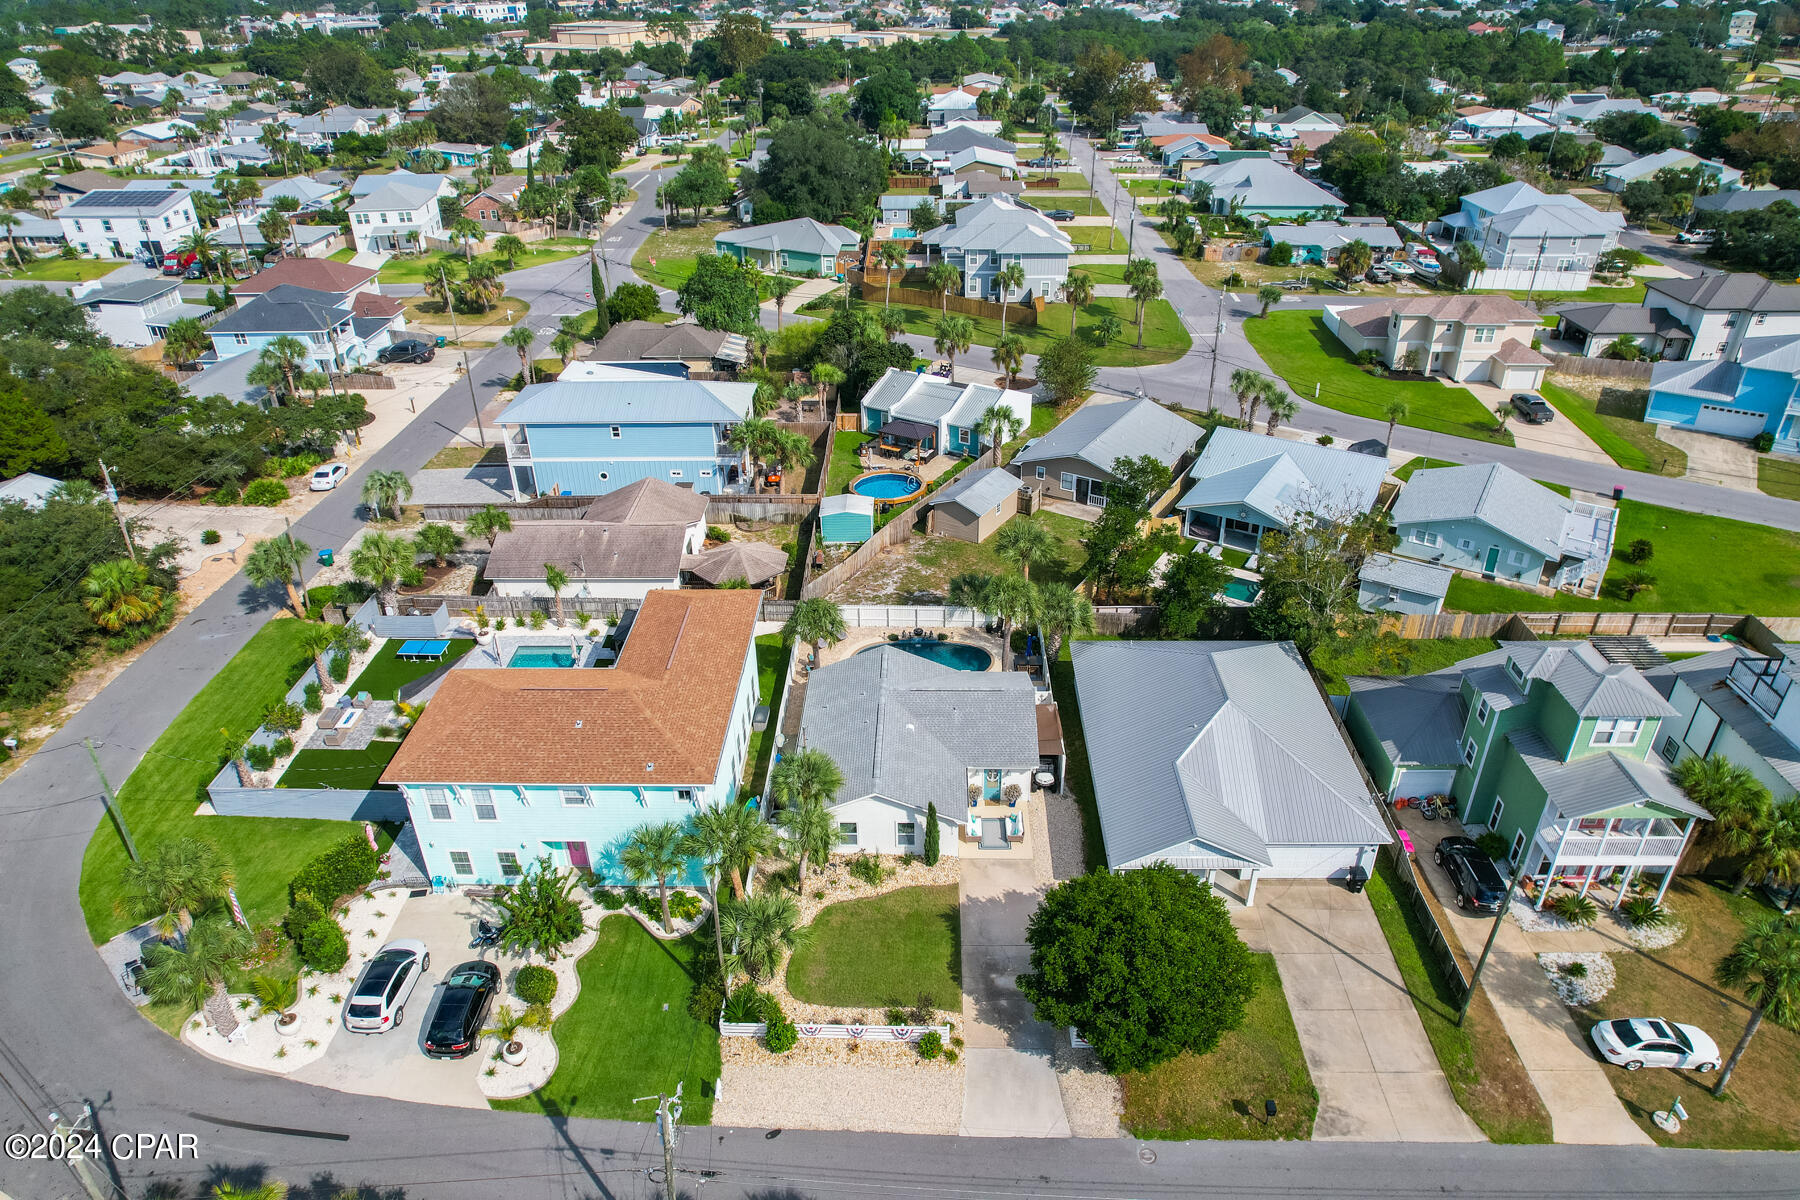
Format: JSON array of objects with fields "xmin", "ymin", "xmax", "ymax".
[
  {"xmin": 720, "ymin": 1020, "xmax": 949, "ymax": 1043},
  {"xmin": 420, "ymin": 495, "xmax": 586, "ymax": 522},
  {"xmin": 847, "ymin": 273, "xmax": 1044, "ymax": 327},
  {"xmin": 802, "ymin": 449, "xmax": 998, "ymax": 599},
  {"xmin": 1379, "ymin": 610, "xmax": 1748, "ymax": 640},
  {"xmin": 1544, "ymin": 353, "xmax": 1655, "ymax": 381}
]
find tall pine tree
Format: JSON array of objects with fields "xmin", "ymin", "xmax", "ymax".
[{"xmin": 591, "ymin": 254, "xmax": 610, "ymax": 339}]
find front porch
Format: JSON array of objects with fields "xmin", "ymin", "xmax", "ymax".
[
  {"xmin": 961, "ymin": 766, "xmax": 1031, "ymax": 855},
  {"xmin": 1524, "ymin": 814, "xmax": 1696, "ymax": 909},
  {"xmin": 1181, "ymin": 508, "xmax": 1267, "ymax": 552}
]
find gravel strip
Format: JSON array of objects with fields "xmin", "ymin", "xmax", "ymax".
[
  {"xmin": 715, "ymin": 1050, "xmax": 964, "ymax": 1134},
  {"xmin": 1043, "ymin": 790, "xmax": 1088, "ymax": 881},
  {"xmin": 1610, "ymin": 910, "xmax": 1687, "ymax": 951},
  {"xmin": 1510, "ymin": 895, "xmax": 1589, "ymax": 933},
  {"xmin": 1051, "ymin": 1046, "xmax": 1123, "ymax": 1138},
  {"xmin": 1538, "ymin": 952, "xmax": 1616, "ymax": 1006}
]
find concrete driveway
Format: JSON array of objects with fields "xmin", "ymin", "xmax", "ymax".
[
  {"xmin": 1460, "ymin": 380, "xmax": 1615, "ymax": 466},
  {"xmin": 958, "ymin": 858, "xmax": 1072, "ymax": 1138},
  {"xmin": 1232, "ymin": 880, "xmax": 1483, "ymax": 1143},
  {"xmin": 292, "ymin": 892, "xmax": 520, "ymax": 1110},
  {"xmin": 1657, "ymin": 426, "xmax": 1761, "ymax": 493}
]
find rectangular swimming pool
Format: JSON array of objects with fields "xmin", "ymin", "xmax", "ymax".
[
  {"xmin": 1222, "ymin": 578, "xmax": 1261, "ymax": 603},
  {"xmin": 507, "ymin": 646, "xmax": 577, "ymax": 668}
]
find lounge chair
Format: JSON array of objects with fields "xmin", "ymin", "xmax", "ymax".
[
  {"xmin": 324, "ymin": 727, "xmax": 348, "ymax": 748},
  {"xmin": 353, "ymin": 691, "xmax": 372, "ymax": 708}
]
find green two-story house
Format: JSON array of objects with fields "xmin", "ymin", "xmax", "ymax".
[{"xmin": 1344, "ymin": 641, "xmax": 1710, "ymax": 908}]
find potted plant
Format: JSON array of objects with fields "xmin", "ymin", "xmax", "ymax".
[
  {"xmin": 968, "ymin": 785, "xmax": 981, "ymax": 805},
  {"xmin": 485, "ymin": 1003, "xmax": 548, "ymax": 1065},
  {"xmin": 1003, "ymin": 783, "xmax": 1022, "ymax": 806},
  {"xmin": 251, "ymin": 972, "xmax": 302, "ymax": 1036}
]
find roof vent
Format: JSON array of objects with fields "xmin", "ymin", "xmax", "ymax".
[
  {"xmin": 574, "ymin": 719, "xmax": 583, "ymax": 729},
  {"xmin": 646, "ymin": 761, "xmax": 655, "ymax": 772}
]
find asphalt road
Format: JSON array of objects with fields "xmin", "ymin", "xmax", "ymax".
[{"xmin": 1, "ymin": 157, "xmax": 1797, "ymax": 1199}]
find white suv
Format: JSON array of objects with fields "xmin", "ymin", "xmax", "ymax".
[{"xmin": 344, "ymin": 940, "xmax": 429, "ymax": 1033}]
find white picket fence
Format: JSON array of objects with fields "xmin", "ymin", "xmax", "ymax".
[{"xmin": 720, "ymin": 1021, "xmax": 950, "ymax": 1042}]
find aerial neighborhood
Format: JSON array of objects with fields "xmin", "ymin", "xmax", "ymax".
[{"xmin": 5, "ymin": 0, "xmax": 1800, "ymax": 1195}]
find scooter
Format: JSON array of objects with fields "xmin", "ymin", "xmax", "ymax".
[{"xmin": 470, "ymin": 918, "xmax": 504, "ymax": 950}]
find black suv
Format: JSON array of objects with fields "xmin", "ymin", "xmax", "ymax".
[
  {"xmin": 1434, "ymin": 835, "xmax": 1508, "ymax": 913},
  {"xmin": 380, "ymin": 338, "xmax": 436, "ymax": 365},
  {"xmin": 1510, "ymin": 392, "xmax": 1554, "ymax": 424}
]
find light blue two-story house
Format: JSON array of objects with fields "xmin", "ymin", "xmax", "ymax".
[
  {"xmin": 1647, "ymin": 337, "xmax": 1800, "ymax": 451},
  {"xmin": 1389, "ymin": 462, "xmax": 1616, "ymax": 596},
  {"xmin": 205, "ymin": 283, "xmax": 407, "ymax": 372},
  {"xmin": 381, "ymin": 588, "xmax": 764, "ymax": 887},
  {"xmin": 498, "ymin": 363, "xmax": 756, "ymax": 499}
]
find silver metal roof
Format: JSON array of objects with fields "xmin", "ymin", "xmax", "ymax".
[
  {"xmin": 1391, "ymin": 462, "xmax": 1572, "ymax": 559},
  {"xmin": 1358, "ymin": 553, "xmax": 1455, "ymax": 599},
  {"xmin": 1013, "ymin": 397, "xmax": 1200, "ymax": 476},
  {"xmin": 1645, "ymin": 646, "xmax": 1800, "ymax": 793},
  {"xmin": 929, "ymin": 467, "xmax": 1019, "ymax": 519},
  {"xmin": 498, "ymin": 374, "xmax": 754, "ymax": 426},
  {"xmin": 1178, "ymin": 427, "xmax": 1386, "ymax": 525},
  {"xmin": 1504, "ymin": 640, "xmax": 1676, "ymax": 720},
  {"xmin": 1507, "ymin": 729, "xmax": 1711, "ymax": 821}
]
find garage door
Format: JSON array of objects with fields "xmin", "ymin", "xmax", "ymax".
[
  {"xmin": 1394, "ymin": 768, "xmax": 1458, "ymax": 802},
  {"xmin": 1696, "ymin": 403, "xmax": 1768, "ymax": 439},
  {"xmin": 1266, "ymin": 844, "xmax": 1367, "ymax": 879}
]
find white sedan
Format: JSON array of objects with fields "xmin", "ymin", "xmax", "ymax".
[
  {"xmin": 309, "ymin": 462, "xmax": 348, "ymax": 491},
  {"xmin": 1114, "ymin": 153, "xmax": 1144, "ymax": 163},
  {"xmin": 1590, "ymin": 1018, "xmax": 1721, "ymax": 1072}
]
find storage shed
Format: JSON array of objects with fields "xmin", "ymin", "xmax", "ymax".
[{"xmin": 820, "ymin": 493, "xmax": 876, "ymax": 545}]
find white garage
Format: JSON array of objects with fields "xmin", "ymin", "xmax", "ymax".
[
  {"xmin": 1265, "ymin": 844, "xmax": 1377, "ymax": 880},
  {"xmin": 1392, "ymin": 768, "xmax": 1458, "ymax": 803},
  {"xmin": 1695, "ymin": 403, "xmax": 1769, "ymax": 440}
]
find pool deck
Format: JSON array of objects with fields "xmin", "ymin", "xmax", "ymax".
[
  {"xmin": 817, "ymin": 626, "xmax": 1008, "ymax": 673},
  {"xmin": 454, "ymin": 631, "xmax": 616, "ymax": 670}
]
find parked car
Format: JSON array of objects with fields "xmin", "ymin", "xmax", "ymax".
[
  {"xmin": 1675, "ymin": 229, "xmax": 1714, "ymax": 245},
  {"xmin": 1511, "ymin": 392, "xmax": 1555, "ymax": 424},
  {"xmin": 1590, "ymin": 1018, "xmax": 1720, "ymax": 1072},
  {"xmin": 1433, "ymin": 835, "xmax": 1508, "ymax": 913},
  {"xmin": 1044, "ymin": 208, "xmax": 1075, "ymax": 221},
  {"xmin": 1115, "ymin": 153, "xmax": 1144, "ymax": 163},
  {"xmin": 1366, "ymin": 265, "xmax": 1393, "ymax": 284},
  {"xmin": 345, "ymin": 940, "xmax": 429, "ymax": 1033},
  {"xmin": 184, "ymin": 263, "xmax": 208, "ymax": 280},
  {"xmin": 423, "ymin": 960, "xmax": 500, "ymax": 1058},
  {"xmin": 1447, "ymin": 130, "xmax": 1474, "ymax": 141},
  {"xmin": 1027, "ymin": 156, "xmax": 1057, "ymax": 168},
  {"xmin": 309, "ymin": 462, "xmax": 348, "ymax": 491},
  {"xmin": 31, "ymin": 138, "xmax": 53, "ymax": 149},
  {"xmin": 379, "ymin": 338, "xmax": 436, "ymax": 365}
]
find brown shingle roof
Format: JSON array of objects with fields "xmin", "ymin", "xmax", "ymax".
[
  {"xmin": 351, "ymin": 291, "xmax": 406, "ymax": 318},
  {"xmin": 580, "ymin": 477, "xmax": 710, "ymax": 526},
  {"xmin": 683, "ymin": 540, "xmax": 787, "ymax": 586},
  {"xmin": 1492, "ymin": 337, "xmax": 1552, "ymax": 366},
  {"xmin": 485, "ymin": 521, "xmax": 686, "ymax": 580},
  {"xmin": 235, "ymin": 257, "xmax": 378, "ymax": 296},
  {"xmin": 1334, "ymin": 294, "xmax": 1539, "ymax": 329},
  {"xmin": 381, "ymin": 588, "xmax": 763, "ymax": 786}
]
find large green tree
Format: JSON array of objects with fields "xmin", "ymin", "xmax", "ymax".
[
  {"xmin": 747, "ymin": 112, "xmax": 887, "ymax": 223},
  {"xmin": 1019, "ymin": 864, "xmax": 1256, "ymax": 1073},
  {"xmin": 678, "ymin": 255, "xmax": 761, "ymax": 333}
]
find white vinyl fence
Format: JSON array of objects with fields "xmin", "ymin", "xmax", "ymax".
[{"xmin": 835, "ymin": 604, "xmax": 988, "ymax": 628}]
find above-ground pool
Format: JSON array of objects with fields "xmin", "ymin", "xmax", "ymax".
[
  {"xmin": 507, "ymin": 645, "xmax": 578, "ymax": 668},
  {"xmin": 850, "ymin": 470, "xmax": 926, "ymax": 502},
  {"xmin": 858, "ymin": 638, "xmax": 994, "ymax": 671},
  {"xmin": 1221, "ymin": 578, "xmax": 1262, "ymax": 604}
]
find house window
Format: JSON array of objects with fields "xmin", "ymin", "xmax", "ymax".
[
  {"xmin": 1508, "ymin": 829, "xmax": 1525, "ymax": 865},
  {"xmin": 1487, "ymin": 797, "xmax": 1505, "ymax": 831},
  {"xmin": 233, "ymin": 334, "xmax": 248, "ymax": 345},
  {"xmin": 1508, "ymin": 550, "xmax": 1527, "ymax": 567},
  {"xmin": 897, "ymin": 821, "xmax": 917, "ymax": 847},
  {"xmin": 1472, "ymin": 326, "xmax": 1496, "ymax": 344},
  {"xmin": 1756, "ymin": 313, "xmax": 1767, "ymax": 325},
  {"xmin": 1476, "ymin": 698, "xmax": 1491, "ymax": 724},
  {"xmin": 1034, "ymin": 466, "xmax": 1045, "ymax": 479},
  {"xmin": 1592, "ymin": 718, "xmax": 1642, "ymax": 746},
  {"xmin": 837, "ymin": 821, "xmax": 858, "ymax": 846},
  {"xmin": 428, "ymin": 799, "xmax": 453, "ymax": 821},
  {"xmin": 669, "ymin": 470, "xmax": 683, "ymax": 479},
  {"xmin": 1660, "ymin": 735, "xmax": 1680, "ymax": 762},
  {"xmin": 1507, "ymin": 658, "xmax": 1525, "ymax": 684},
  {"xmin": 610, "ymin": 425, "xmax": 621, "ymax": 438},
  {"xmin": 676, "ymin": 788, "xmax": 696, "ymax": 804},
  {"xmin": 560, "ymin": 786, "xmax": 590, "ymax": 806},
  {"xmin": 1462, "ymin": 738, "xmax": 1478, "ymax": 767},
  {"xmin": 1059, "ymin": 472, "xmax": 1075, "ymax": 492},
  {"xmin": 470, "ymin": 787, "xmax": 498, "ymax": 822},
  {"xmin": 496, "ymin": 851, "xmax": 522, "ymax": 879},
  {"xmin": 1457, "ymin": 538, "xmax": 1474, "ymax": 551},
  {"xmin": 448, "ymin": 851, "xmax": 474, "ymax": 876}
]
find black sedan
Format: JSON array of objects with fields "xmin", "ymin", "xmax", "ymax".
[
  {"xmin": 1510, "ymin": 392, "xmax": 1554, "ymax": 424},
  {"xmin": 379, "ymin": 338, "xmax": 437, "ymax": 365},
  {"xmin": 1043, "ymin": 209, "xmax": 1076, "ymax": 221},
  {"xmin": 423, "ymin": 960, "xmax": 500, "ymax": 1058}
]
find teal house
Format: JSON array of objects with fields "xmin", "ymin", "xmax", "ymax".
[
  {"xmin": 820, "ymin": 493, "xmax": 875, "ymax": 544},
  {"xmin": 1344, "ymin": 641, "xmax": 1710, "ymax": 908},
  {"xmin": 713, "ymin": 217, "xmax": 860, "ymax": 276}
]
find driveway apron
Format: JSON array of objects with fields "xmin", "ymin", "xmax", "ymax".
[{"xmin": 958, "ymin": 857, "xmax": 1072, "ymax": 1138}]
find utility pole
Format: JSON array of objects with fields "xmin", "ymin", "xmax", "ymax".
[
  {"xmin": 1457, "ymin": 844, "xmax": 1534, "ymax": 1024},
  {"xmin": 1205, "ymin": 286, "xmax": 1226, "ymax": 414},
  {"xmin": 635, "ymin": 1084, "xmax": 682, "ymax": 1200},
  {"xmin": 465, "ymin": 350, "xmax": 486, "ymax": 447},
  {"xmin": 85, "ymin": 738, "xmax": 137, "ymax": 862},
  {"xmin": 438, "ymin": 264, "xmax": 462, "ymax": 344},
  {"xmin": 96, "ymin": 459, "xmax": 137, "ymax": 562}
]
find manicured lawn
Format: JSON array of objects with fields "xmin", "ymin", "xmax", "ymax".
[
  {"xmin": 401, "ymin": 295, "xmax": 530, "ymax": 330},
  {"xmin": 632, "ymin": 218, "xmax": 733, "ymax": 290},
  {"xmin": 1070, "ymin": 261, "xmax": 1129, "ymax": 285},
  {"xmin": 1571, "ymin": 879, "xmax": 1800, "ymax": 1149},
  {"xmin": 347, "ymin": 637, "xmax": 477, "ymax": 701},
  {"xmin": 827, "ymin": 431, "xmax": 873, "ymax": 495},
  {"xmin": 1242, "ymin": 312, "xmax": 1514, "ymax": 445},
  {"xmin": 423, "ymin": 444, "xmax": 506, "ymax": 470},
  {"xmin": 743, "ymin": 634, "xmax": 788, "ymax": 798},
  {"xmin": 855, "ymin": 294, "xmax": 1189, "ymax": 369},
  {"xmin": 1068, "ymin": 225, "xmax": 1127, "ymax": 252},
  {"xmin": 1478, "ymin": 277, "xmax": 1648, "ymax": 306},
  {"xmin": 1308, "ymin": 636, "xmax": 1497, "ymax": 696},
  {"xmin": 1445, "ymin": 499, "xmax": 1800, "ymax": 615},
  {"xmin": 1125, "ymin": 178, "xmax": 1185, "ymax": 199},
  {"xmin": 1049, "ymin": 638, "xmax": 1112, "ymax": 871},
  {"xmin": 785, "ymin": 884, "xmax": 962, "ymax": 1010},
  {"xmin": 1758, "ymin": 455, "xmax": 1800, "ymax": 501},
  {"xmin": 1121, "ymin": 954, "xmax": 1317, "ymax": 1140},
  {"xmin": 1540, "ymin": 381, "xmax": 1683, "ymax": 477},
  {"xmin": 278, "ymin": 741, "xmax": 401, "ymax": 791},
  {"xmin": 1366, "ymin": 861, "xmax": 1554, "ymax": 1143},
  {"xmin": 1393, "ymin": 456, "xmax": 1456, "ymax": 482},
  {"xmin": 492, "ymin": 918, "xmax": 719, "ymax": 1124},
  {"xmin": 3, "ymin": 258, "xmax": 127, "ymax": 281},
  {"xmin": 78, "ymin": 620, "xmax": 386, "ymax": 943}
]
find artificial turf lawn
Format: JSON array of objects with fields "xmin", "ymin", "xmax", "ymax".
[
  {"xmin": 345, "ymin": 636, "xmax": 477, "ymax": 701},
  {"xmin": 1242, "ymin": 311, "xmax": 1515, "ymax": 445},
  {"xmin": 78, "ymin": 619, "xmax": 389, "ymax": 943},
  {"xmin": 742, "ymin": 634, "xmax": 788, "ymax": 798},
  {"xmin": 278, "ymin": 740, "xmax": 401, "ymax": 791},
  {"xmin": 491, "ymin": 918, "xmax": 719, "ymax": 1123},
  {"xmin": 785, "ymin": 884, "xmax": 963, "ymax": 1011}
]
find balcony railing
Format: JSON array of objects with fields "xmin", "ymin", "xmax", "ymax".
[{"xmin": 1537, "ymin": 832, "xmax": 1687, "ymax": 862}]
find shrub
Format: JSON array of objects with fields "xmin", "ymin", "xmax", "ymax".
[
  {"xmin": 271, "ymin": 736, "xmax": 294, "ymax": 758},
  {"xmin": 762, "ymin": 1014, "xmax": 798, "ymax": 1053},
  {"xmin": 1611, "ymin": 570, "xmax": 1657, "ymax": 600},
  {"xmin": 283, "ymin": 892, "xmax": 325, "ymax": 941},
  {"xmin": 1621, "ymin": 538, "xmax": 1655, "ymax": 564},
  {"xmin": 706, "ymin": 524, "xmax": 731, "ymax": 543},
  {"xmin": 848, "ymin": 853, "xmax": 887, "ymax": 886},
  {"xmin": 884, "ymin": 1006, "xmax": 909, "ymax": 1026},
  {"xmin": 1316, "ymin": 434, "xmax": 1334, "ymax": 446},
  {"xmin": 262, "ymin": 699, "xmax": 305, "ymax": 734},
  {"xmin": 514, "ymin": 964, "xmax": 558, "ymax": 1006},
  {"xmin": 1353, "ymin": 349, "xmax": 1380, "ymax": 367},
  {"xmin": 201, "ymin": 529, "xmax": 221, "ymax": 545},
  {"xmin": 916, "ymin": 1030, "xmax": 944, "ymax": 1060},
  {"xmin": 596, "ymin": 888, "xmax": 626, "ymax": 910},
  {"xmin": 289, "ymin": 834, "xmax": 381, "ymax": 906},
  {"xmin": 722, "ymin": 984, "xmax": 770, "ymax": 1024},
  {"xmin": 1264, "ymin": 241, "xmax": 1293, "ymax": 267},
  {"xmin": 244, "ymin": 743, "xmax": 277, "ymax": 772},
  {"xmin": 924, "ymin": 801, "xmax": 941, "ymax": 865},
  {"xmin": 207, "ymin": 483, "xmax": 240, "ymax": 506},
  {"xmin": 1474, "ymin": 831, "xmax": 1508, "ymax": 862},
  {"xmin": 608, "ymin": 281, "xmax": 660, "ymax": 324},
  {"xmin": 1752, "ymin": 431, "xmax": 1775, "ymax": 453},
  {"xmin": 1621, "ymin": 896, "xmax": 1669, "ymax": 928},
  {"xmin": 303, "ymin": 682, "xmax": 322, "ymax": 713},
  {"xmin": 669, "ymin": 891, "xmax": 703, "ymax": 921},
  {"xmin": 297, "ymin": 914, "xmax": 349, "ymax": 973},
  {"xmin": 528, "ymin": 609, "xmax": 547, "ymax": 630},
  {"xmin": 328, "ymin": 652, "xmax": 349, "ymax": 683},
  {"xmin": 1550, "ymin": 892, "xmax": 1599, "ymax": 927},
  {"xmin": 241, "ymin": 478, "xmax": 290, "ymax": 506},
  {"xmin": 685, "ymin": 943, "xmax": 726, "ymax": 1021},
  {"xmin": 1560, "ymin": 960, "xmax": 1588, "ymax": 979}
]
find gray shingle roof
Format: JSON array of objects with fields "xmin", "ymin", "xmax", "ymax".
[
  {"xmin": 800, "ymin": 648, "xmax": 1039, "ymax": 816},
  {"xmin": 1014, "ymin": 397, "xmax": 1200, "ymax": 477},
  {"xmin": 1177, "ymin": 428, "xmax": 1386, "ymax": 525},
  {"xmin": 929, "ymin": 467, "xmax": 1019, "ymax": 520},
  {"xmin": 1183, "ymin": 158, "xmax": 1342, "ymax": 212},
  {"xmin": 923, "ymin": 125, "xmax": 1016, "ymax": 155},
  {"xmin": 484, "ymin": 521, "xmax": 686, "ymax": 581},
  {"xmin": 207, "ymin": 285, "xmax": 349, "ymax": 336},
  {"xmin": 1553, "ymin": 302, "xmax": 1691, "ymax": 338},
  {"xmin": 1391, "ymin": 462, "xmax": 1573, "ymax": 559},
  {"xmin": 916, "ymin": 195, "xmax": 1072, "ymax": 257},
  {"xmin": 1507, "ymin": 729, "xmax": 1710, "ymax": 820},
  {"xmin": 1358, "ymin": 553, "xmax": 1455, "ymax": 600},
  {"xmin": 1072, "ymin": 640, "xmax": 1390, "ymax": 870},
  {"xmin": 79, "ymin": 278, "xmax": 182, "ymax": 305},
  {"xmin": 1693, "ymin": 189, "xmax": 1800, "ymax": 215},
  {"xmin": 1646, "ymin": 271, "xmax": 1800, "ymax": 314},
  {"xmin": 1644, "ymin": 646, "xmax": 1800, "ymax": 793},
  {"xmin": 579, "ymin": 477, "xmax": 709, "ymax": 526}
]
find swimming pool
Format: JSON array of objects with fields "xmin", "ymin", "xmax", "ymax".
[
  {"xmin": 858, "ymin": 638, "xmax": 993, "ymax": 671},
  {"xmin": 851, "ymin": 471, "xmax": 925, "ymax": 501},
  {"xmin": 1221, "ymin": 579, "xmax": 1262, "ymax": 604},
  {"xmin": 508, "ymin": 645, "xmax": 577, "ymax": 668},
  {"xmin": 888, "ymin": 227, "xmax": 916, "ymax": 239}
]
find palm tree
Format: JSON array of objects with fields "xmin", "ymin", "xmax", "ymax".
[
  {"xmin": 139, "ymin": 916, "xmax": 253, "ymax": 1011},
  {"xmin": 746, "ymin": 325, "xmax": 773, "ymax": 372},
  {"xmin": 770, "ymin": 746, "xmax": 845, "ymax": 812},
  {"xmin": 770, "ymin": 428, "xmax": 817, "ymax": 480},
  {"xmin": 620, "ymin": 820, "xmax": 688, "ymax": 933},
  {"xmin": 877, "ymin": 305, "xmax": 908, "ymax": 342},
  {"xmin": 0, "ymin": 210, "xmax": 21, "ymax": 267},
  {"xmin": 994, "ymin": 259, "xmax": 1027, "ymax": 334},
  {"xmin": 1711, "ymin": 914, "xmax": 1800, "ymax": 1095},
  {"xmin": 993, "ymin": 332, "xmax": 1026, "ymax": 391},
  {"xmin": 696, "ymin": 800, "xmax": 780, "ymax": 902},
  {"xmin": 1383, "ymin": 399, "xmax": 1408, "ymax": 448},
  {"xmin": 257, "ymin": 208, "xmax": 290, "ymax": 254},
  {"xmin": 212, "ymin": 1181, "xmax": 288, "ymax": 1200},
  {"xmin": 450, "ymin": 216, "xmax": 485, "ymax": 259},
  {"xmin": 925, "ymin": 260, "xmax": 960, "ymax": 315},
  {"xmin": 551, "ymin": 330, "xmax": 576, "ymax": 365},
  {"xmin": 1257, "ymin": 285, "xmax": 1283, "ymax": 317},
  {"xmin": 178, "ymin": 229, "xmax": 224, "ymax": 281},
  {"xmin": 1123, "ymin": 257, "xmax": 1162, "ymax": 349},
  {"xmin": 1264, "ymin": 394, "xmax": 1299, "ymax": 437},
  {"xmin": 258, "ymin": 336, "xmax": 312, "ymax": 402},
  {"xmin": 1093, "ymin": 312, "xmax": 1122, "ymax": 345},
  {"xmin": 461, "ymin": 257, "xmax": 505, "ymax": 312},
  {"xmin": 415, "ymin": 522, "xmax": 464, "ymax": 567},
  {"xmin": 768, "ymin": 275, "xmax": 797, "ymax": 329},
  {"xmin": 119, "ymin": 837, "xmax": 231, "ymax": 940},
  {"xmin": 947, "ymin": 572, "xmax": 1041, "ymax": 671},
  {"xmin": 994, "ymin": 517, "xmax": 1056, "ymax": 579},
  {"xmin": 467, "ymin": 504, "xmax": 513, "ymax": 548},
  {"xmin": 360, "ymin": 469, "xmax": 413, "ymax": 520},
  {"xmin": 877, "ymin": 239, "xmax": 907, "ymax": 308},
  {"xmin": 1735, "ymin": 801, "xmax": 1800, "ymax": 896},
  {"xmin": 494, "ymin": 233, "xmax": 527, "ymax": 268},
  {"xmin": 976, "ymin": 402, "xmax": 1023, "ymax": 461},
  {"xmin": 250, "ymin": 972, "xmax": 301, "ymax": 1025},
  {"xmin": 162, "ymin": 316, "xmax": 212, "ymax": 369},
  {"xmin": 244, "ymin": 533, "xmax": 311, "ymax": 618},
  {"xmin": 784, "ymin": 597, "xmax": 846, "ymax": 647},
  {"xmin": 81, "ymin": 559, "xmax": 165, "ymax": 633},
  {"xmin": 1060, "ymin": 270, "xmax": 1094, "ymax": 319},
  {"xmin": 1037, "ymin": 581, "xmax": 1095, "ymax": 662},
  {"xmin": 775, "ymin": 797, "xmax": 837, "ymax": 892},
  {"xmin": 349, "ymin": 532, "xmax": 417, "ymax": 613},
  {"xmin": 1675, "ymin": 754, "xmax": 1773, "ymax": 864},
  {"xmin": 678, "ymin": 807, "xmax": 735, "ymax": 975},
  {"xmin": 1229, "ymin": 368, "xmax": 1270, "ymax": 425},
  {"xmin": 718, "ymin": 890, "xmax": 807, "ymax": 982},
  {"xmin": 543, "ymin": 563, "xmax": 570, "ymax": 625},
  {"xmin": 502, "ymin": 324, "xmax": 537, "ymax": 385},
  {"xmin": 934, "ymin": 314, "xmax": 974, "ymax": 376},
  {"xmin": 299, "ymin": 623, "xmax": 337, "ymax": 695}
]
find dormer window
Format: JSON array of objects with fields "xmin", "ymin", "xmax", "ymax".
[
  {"xmin": 1592, "ymin": 718, "xmax": 1642, "ymax": 746},
  {"xmin": 1507, "ymin": 657, "xmax": 1525, "ymax": 684}
]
